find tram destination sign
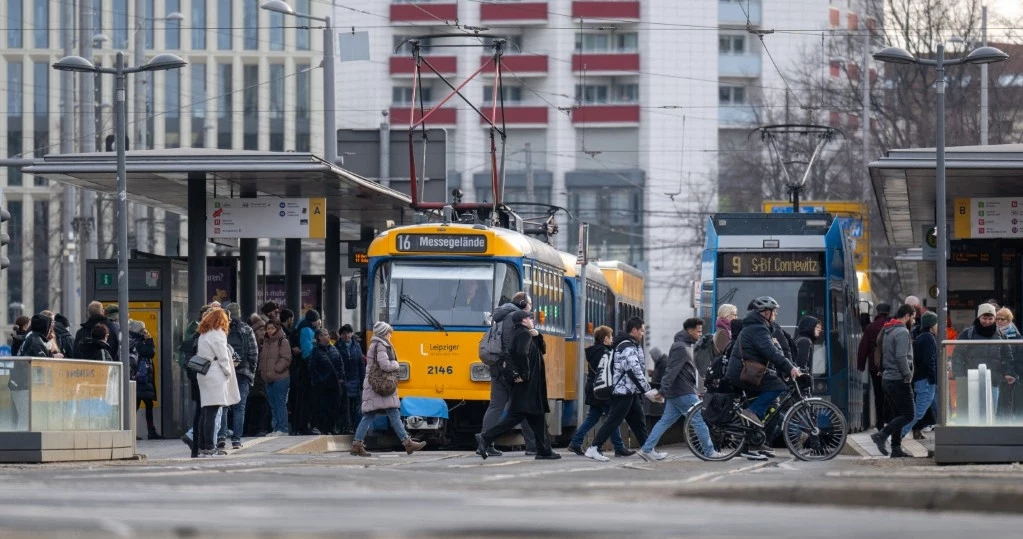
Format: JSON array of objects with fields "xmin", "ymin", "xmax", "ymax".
[
  {"xmin": 718, "ymin": 252, "xmax": 825, "ymax": 278},
  {"xmin": 396, "ymin": 233, "xmax": 488, "ymax": 253}
]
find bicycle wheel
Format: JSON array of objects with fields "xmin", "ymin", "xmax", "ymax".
[
  {"xmin": 683, "ymin": 401, "xmax": 746, "ymax": 462},
  {"xmin": 781, "ymin": 398, "xmax": 847, "ymax": 461}
]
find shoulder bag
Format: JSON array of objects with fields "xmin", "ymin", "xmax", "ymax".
[
  {"xmin": 737, "ymin": 336, "xmax": 767, "ymax": 387},
  {"xmin": 186, "ymin": 354, "xmax": 213, "ymax": 376},
  {"xmin": 366, "ymin": 341, "xmax": 398, "ymax": 396}
]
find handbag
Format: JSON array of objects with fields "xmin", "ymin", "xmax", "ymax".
[
  {"xmin": 366, "ymin": 342, "xmax": 398, "ymax": 397},
  {"xmin": 735, "ymin": 338, "xmax": 767, "ymax": 387},
  {"xmin": 185, "ymin": 354, "xmax": 212, "ymax": 376}
]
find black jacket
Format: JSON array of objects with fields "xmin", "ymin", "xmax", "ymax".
[
  {"xmin": 583, "ymin": 342, "xmax": 611, "ymax": 406},
  {"xmin": 78, "ymin": 338, "xmax": 114, "ymax": 362},
  {"xmin": 335, "ymin": 339, "xmax": 365, "ymax": 395},
  {"xmin": 9, "ymin": 330, "xmax": 27, "ymax": 356},
  {"xmin": 75, "ymin": 314, "xmax": 119, "ymax": 362},
  {"xmin": 18, "ymin": 315, "xmax": 53, "ymax": 358},
  {"xmin": 53, "ymin": 315, "xmax": 75, "ymax": 357},
  {"xmin": 132, "ymin": 331, "xmax": 157, "ymax": 400},
  {"xmin": 952, "ymin": 320, "xmax": 1015, "ymax": 381},
  {"xmin": 506, "ymin": 324, "xmax": 549, "ymax": 415},
  {"xmin": 773, "ymin": 323, "xmax": 797, "ymax": 361},
  {"xmin": 309, "ymin": 343, "xmax": 344, "ymax": 386},
  {"xmin": 489, "ymin": 302, "xmax": 522, "ymax": 377},
  {"xmin": 227, "ymin": 319, "xmax": 258, "ymax": 384},
  {"xmin": 726, "ymin": 310, "xmax": 794, "ymax": 393},
  {"xmin": 793, "ymin": 316, "xmax": 820, "ymax": 374},
  {"xmin": 913, "ymin": 330, "xmax": 938, "ymax": 384},
  {"xmin": 661, "ymin": 330, "xmax": 700, "ymax": 399}
]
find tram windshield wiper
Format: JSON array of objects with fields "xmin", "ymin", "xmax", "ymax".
[{"xmin": 399, "ymin": 293, "xmax": 447, "ymax": 334}]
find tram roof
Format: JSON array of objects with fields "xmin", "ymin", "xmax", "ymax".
[{"xmin": 23, "ymin": 149, "xmax": 413, "ymax": 239}]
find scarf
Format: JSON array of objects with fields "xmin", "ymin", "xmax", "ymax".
[{"xmin": 973, "ymin": 319, "xmax": 998, "ymax": 338}]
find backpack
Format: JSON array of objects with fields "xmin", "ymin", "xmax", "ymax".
[
  {"xmin": 872, "ymin": 328, "xmax": 887, "ymax": 369},
  {"xmin": 701, "ymin": 392, "xmax": 736, "ymax": 425},
  {"xmin": 704, "ymin": 351, "xmax": 729, "ymax": 392},
  {"xmin": 692, "ymin": 334, "xmax": 716, "ymax": 378},
  {"xmin": 478, "ymin": 319, "xmax": 506, "ymax": 367},
  {"xmin": 591, "ymin": 347, "xmax": 617, "ymax": 400},
  {"xmin": 135, "ymin": 357, "xmax": 151, "ymax": 385}
]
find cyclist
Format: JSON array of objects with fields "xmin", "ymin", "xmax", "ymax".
[{"xmin": 725, "ymin": 296, "xmax": 802, "ymax": 459}]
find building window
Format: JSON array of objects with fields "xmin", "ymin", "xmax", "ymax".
[
  {"xmin": 483, "ymin": 86, "xmax": 522, "ymax": 103},
  {"xmin": 33, "ymin": 201, "xmax": 50, "ymax": 311},
  {"xmin": 243, "ymin": 65, "xmax": 259, "ymax": 150},
  {"xmin": 8, "ymin": 0, "xmax": 23, "ymax": 48},
  {"xmin": 296, "ymin": 64, "xmax": 311, "ymax": 152},
  {"xmin": 217, "ymin": 63, "xmax": 233, "ymax": 149},
  {"xmin": 719, "ymin": 85, "xmax": 747, "ymax": 105},
  {"xmin": 575, "ymin": 83, "xmax": 638, "ymax": 104},
  {"xmin": 296, "ymin": 0, "xmax": 310, "ymax": 50},
  {"xmin": 60, "ymin": 1, "xmax": 70, "ymax": 48},
  {"xmin": 567, "ymin": 189, "xmax": 643, "ymax": 265},
  {"xmin": 244, "ymin": 0, "xmax": 258, "ymax": 50},
  {"xmin": 392, "ymin": 86, "xmax": 432, "ymax": 105},
  {"xmin": 575, "ymin": 32, "xmax": 638, "ymax": 53},
  {"xmin": 146, "ymin": 0, "xmax": 155, "ymax": 48},
  {"xmin": 270, "ymin": 64, "xmax": 285, "ymax": 151},
  {"xmin": 145, "ymin": 72, "xmax": 155, "ymax": 148},
  {"xmin": 192, "ymin": 0, "xmax": 207, "ymax": 50},
  {"xmin": 92, "ymin": 0, "xmax": 103, "ymax": 35},
  {"xmin": 719, "ymin": 35, "xmax": 746, "ymax": 54},
  {"xmin": 165, "ymin": 70, "xmax": 181, "ymax": 148},
  {"xmin": 191, "ymin": 63, "xmax": 206, "ymax": 147},
  {"xmin": 270, "ymin": 12, "xmax": 284, "ymax": 51},
  {"xmin": 166, "ymin": 0, "xmax": 181, "ymax": 49},
  {"xmin": 217, "ymin": 0, "xmax": 232, "ymax": 49},
  {"xmin": 7, "ymin": 201, "xmax": 23, "ymax": 322},
  {"xmin": 33, "ymin": 62, "xmax": 50, "ymax": 164},
  {"xmin": 34, "ymin": 2, "xmax": 48, "ymax": 48},
  {"xmin": 112, "ymin": 0, "xmax": 128, "ymax": 49},
  {"xmin": 7, "ymin": 62, "xmax": 24, "ymax": 186}
]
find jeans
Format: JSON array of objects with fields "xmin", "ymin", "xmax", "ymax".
[
  {"xmin": 748, "ymin": 390, "xmax": 784, "ymax": 418},
  {"xmin": 482, "ymin": 376, "xmax": 536, "ymax": 451},
  {"xmin": 880, "ymin": 380, "xmax": 915, "ymax": 449},
  {"xmin": 219, "ymin": 379, "xmax": 252, "ymax": 442},
  {"xmin": 591, "ymin": 394, "xmax": 648, "ymax": 449},
  {"xmin": 354, "ymin": 407, "xmax": 409, "ymax": 443},
  {"xmin": 570, "ymin": 402, "xmax": 625, "ymax": 451},
  {"xmin": 902, "ymin": 380, "xmax": 936, "ymax": 438},
  {"xmin": 266, "ymin": 378, "xmax": 291, "ymax": 434},
  {"xmin": 482, "ymin": 411, "xmax": 553, "ymax": 456},
  {"xmin": 642, "ymin": 394, "xmax": 714, "ymax": 456}
]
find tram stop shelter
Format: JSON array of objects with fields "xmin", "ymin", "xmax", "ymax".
[
  {"xmin": 22, "ymin": 149, "xmax": 412, "ymax": 438},
  {"xmin": 870, "ymin": 143, "xmax": 1023, "ymax": 464}
]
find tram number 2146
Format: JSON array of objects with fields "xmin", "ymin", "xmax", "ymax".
[{"xmin": 427, "ymin": 365, "xmax": 454, "ymax": 375}]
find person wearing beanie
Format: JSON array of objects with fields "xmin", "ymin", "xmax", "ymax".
[
  {"xmin": 951, "ymin": 303, "xmax": 1017, "ymax": 421},
  {"xmin": 903, "ymin": 310, "xmax": 939, "ymax": 441},
  {"xmin": 857, "ymin": 302, "xmax": 893, "ymax": 430}
]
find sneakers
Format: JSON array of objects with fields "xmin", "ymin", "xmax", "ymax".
[
  {"xmin": 232, "ymin": 441, "xmax": 243, "ymax": 450},
  {"xmin": 584, "ymin": 446, "xmax": 610, "ymax": 462},
  {"xmin": 524, "ymin": 451, "xmax": 537, "ymax": 456},
  {"xmin": 535, "ymin": 452, "xmax": 562, "ymax": 460},
  {"xmin": 486, "ymin": 445, "xmax": 503, "ymax": 457},
  {"xmin": 567, "ymin": 444, "xmax": 585, "ymax": 456},
  {"xmin": 217, "ymin": 439, "xmax": 226, "ymax": 450},
  {"xmin": 180, "ymin": 433, "xmax": 193, "ymax": 447},
  {"xmin": 922, "ymin": 425, "xmax": 935, "ymax": 433},
  {"xmin": 637, "ymin": 449, "xmax": 667, "ymax": 462},
  {"xmin": 614, "ymin": 448, "xmax": 637, "ymax": 457},
  {"xmin": 706, "ymin": 450, "xmax": 727, "ymax": 459},
  {"xmin": 739, "ymin": 448, "xmax": 769, "ymax": 461},
  {"xmin": 870, "ymin": 431, "xmax": 889, "ymax": 456},
  {"xmin": 889, "ymin": 447, "xmax": 912, "ymax": 458},
  {"xmin": 267, "ymin": 431, "xmax": 287, "ymax": 438},
  {"xmin": 756, "ymin": 447, "xmax": 776, "ymax": 458},
  {"xmin": 738, "ymin": 408, "xmax": 764, "ymax": 427},
  {"xmin": 475, "ymin": 433, "xmax": 489, "ymax": 460}
]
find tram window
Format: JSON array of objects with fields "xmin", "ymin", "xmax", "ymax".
[
  {"xmin": 564, "ymin": 281, "xmax": 575, "ymax": 336},
  {"xmin": 385, "ymin": 262, "xmax": 499, "ymax": 327},
  {"xmin": 496, "ymin": 264, "xmax": 520, "ymax": 307},
  {"xmin": 371, "ymin": 262, "xmax": 391, "ymax": 323}
]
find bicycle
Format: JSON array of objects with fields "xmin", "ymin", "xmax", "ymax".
[{"xmin": 682, "ymin": 374, "xmax": 848, "ymax": 462}]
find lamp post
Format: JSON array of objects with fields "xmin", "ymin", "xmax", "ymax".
[
  {"xmin": 873, "ymin": 44, "xmax": 1008, "ymax": 426},
  {"xmin": 261, "ymin": 0, "xmax": 337, "ymax": 165},
  {"xmin": 53, "ymin": 52, "xmax": 187, "ymax": 431}
]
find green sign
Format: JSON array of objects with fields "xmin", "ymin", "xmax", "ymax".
[{"xmin": 99, "ymin": 272, "xmax": 114, "ymax": 287}]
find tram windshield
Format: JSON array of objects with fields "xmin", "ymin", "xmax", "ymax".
[
  {"xmin": 373, "ymin": 261, "xmax": 520, "ymax": 327},
  {"xmin": 715, "ymin": 279, "xmax": 827, "ymax": 331}
]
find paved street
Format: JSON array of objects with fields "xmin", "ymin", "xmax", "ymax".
[{"xmin": 2, "ymin": 438, "xmax": 1023, "ymax": 538}]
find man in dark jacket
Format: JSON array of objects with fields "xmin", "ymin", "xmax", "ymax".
[
  {"xmin": 727, "ymin": 297, "xmax": 801, "ymax": 425},
  {"xmin": 222, "ymin": 302, "xmax": 258, "ymax": 449},
  {"xmin": 640, "ymin": 318, "xmax": 721, "ymax": 460},
  {"xmin": 479, "ymin": 291, "xmax": 537, "ymax": 456},
  {"xmin": 951, "ymin": 302, "xmax": 1017, "ymax": 421},
  {"xmin": 857, "ymin": 303, "xmax": 892, "ymax": 430},
  {"xmin": 18, "ymin": 314, "xmax": 54, "ymax": 358},
  {"xmin": 476, "ymin": 310, "xmax": 560, "ymax": 460},
  {"xmin": 309, "ymin": 328, "xmax": 344, "ymax": 435},
  {"xmin": 74, "ymin": 301, "xmax": 119, "ymax": 362},
  {"xmin": 566, "ymin": 325, "xmax": 631, "ymax": 457},
  {"xmin": 336, "ymin": 324, "xmax": 365, "ymax": 434},
  {"xmin": 52, "ymin": 314, "xmax": 75, "ymax": 358},
  {"xmin": 871, "ymin": 304, "xmax": 916, "ymax": 458}
]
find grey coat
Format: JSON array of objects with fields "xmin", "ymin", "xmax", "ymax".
[{"xmin": 881, "ymin": 323, "xmax": 914, "ymax": 382}]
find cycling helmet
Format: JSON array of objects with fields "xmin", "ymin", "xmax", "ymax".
[{"xmin": 752, "ymin": 296, "xmax": 780, "ymax": 312}]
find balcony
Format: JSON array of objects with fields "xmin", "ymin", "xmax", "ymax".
[
  {"xmin": 719, "ymin": 105, "xmax": 757, "ymax": 127},
  {"xmin": 571, "ymin": 105, "xmax": 640, "ymax": 126},
  {"xmin": 390, "ymin": 55, "xmax": 457, "ymax": 77},
  {"xmin": 572, "ymin": 53, "xmax": 640, "ymax": 74},
  {"xmin": 389, "ymin": 105, "xmax": 457, "ymax": 126},
  {"xmin": 479, "ymin": 105, "xmax": 549, "ymax": 126},
  {"xmin": 719, "ymin": 53, "xmax": 761, "ymax": 78},
  {"xmin": 482, "ymin": 54, "xmax": 548, "ymax": 76},
  {"xmin": 480, "ymin": 2, "xmax": 549, "ymax": 25},
  {"xmin": 390, "ymin": 2, "xmax": 458, "ymax": 24},
  {"xmin": 719, "ymin": 0, "xmax": 761, "ymax": 26},
  {"xmin": 572, "ymin": 1, "xmax": 640, "ymax": 21}
]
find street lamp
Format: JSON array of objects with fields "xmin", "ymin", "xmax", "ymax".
[
  {"xmin": 53, "ymin": 52, "xmax": 186, "ymax": 432},
  {"xmin": 873, "ymin": 43, "xmax": 1008, "ymax": 426},
  {"xmin": 261, "ymin": 0, "xmax": 337, "ymax": 165}
]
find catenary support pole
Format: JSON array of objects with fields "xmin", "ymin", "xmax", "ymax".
[
  {"xmin": 114, "ymin": 52, "xmax": 131, "ymax": 431},
  {"xmin": 936, "ymin": 44, "xmax": 949, "ymax": 426},
  {"xmin": 61, "ymin": 0, "xmax": 79, "ymax": 326},
  {"xmin": 285, "ymin": 239, "xmax": 302, "ymax": 315},
  {"xmin": 324, "ymin": 215, "xmax": 341, "ymax": 331},
  {"xmin": 187, "ymin": 174, "xmax": 207, "ymax": 321}
]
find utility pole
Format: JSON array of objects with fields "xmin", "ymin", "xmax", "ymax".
[
  {"xmin": 981, "ymin": 5, "xmax": 989, "ymax": 145},
  {"xmin": 524, "ymin": 142, "xmax": 534, "ymax": 203},
  {"xmin": 134, "ymin": 0, "xmax": 151, "ymax": 253},
  {"xmin": 862, "ymin": 30, "xmax": 871, "ymax": 200},
  {"xmin": 61, "ymin": 0, "xmax": 80, "ymax": 326}
]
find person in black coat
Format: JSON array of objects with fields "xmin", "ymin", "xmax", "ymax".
[
  {"xmin": 308, "ymin": 328, "xmax": 344, "ymax": 435},
  {"xmin": 793, "ymin": 316, "xmax": 821, "ymax": 375},
  {"xmin": 566, "ymin": 325, "xmax": 630, "ymax": 456},
  {"xmin": 727, "ymin": 298, "xmax": 801, "ymax": 423},
  {"xmin": 476, "ymin": 310, "xmax": 560, "ymax": 460},
  {"xmin": 18, "ymin": 314, "xmax": 54, "ymax": 358},
  {"xmin": 78, "ymin": 324, "xmax": 115, "ymax": 361},
  {"xmin": 52, "ymin": 314, "xmax": 75, "ymax": 358},
  {"xmin": 9, "ymin": 316, "xmax": 30, "ymax": 356},
  {"xmin": 129, "ymin": 320, "xmax": 161, "ymax": 439},
  {"xmin": 74, "ymin": 301, "xmax": 119, "ymax": 361}
]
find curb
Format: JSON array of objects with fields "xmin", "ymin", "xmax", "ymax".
[{"xmin": 673, "ymin": 481, "xmax": 1023, "ymax": 514}]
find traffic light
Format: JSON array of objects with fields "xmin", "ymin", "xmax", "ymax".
[{"xmin": 0, "ymin": 188, "xmax": 10, "ymax": 270}]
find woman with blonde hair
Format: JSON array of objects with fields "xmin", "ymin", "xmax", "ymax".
[
  {"xmin": 194, "ymin": 308, "xmax": 241, "ymax": 458},
  {"xmin": 715, "ymin": 304, "xmax": 738, "ymax": 339}
]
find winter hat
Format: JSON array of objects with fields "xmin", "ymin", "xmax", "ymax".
[
  {"xmin": 920, "ymin": 311, "xmax": 938, "ymax": 330},
  {"xmin": 225, "ymin": 302, "xmax": 242, "ymax": 320},
  {"xmin": 512, "ymin": 309, "xmax": 533, "ymax": 324},
  {"xmin": 977, "ymin": 303, "xmax": 998, "ymax": 318},
  {"xmin": 372, "ymin": 321, "xmax": 393, "ymax": 338},
  {"xmin": 29, "ymin": 314, "xmax": 51, "ymax": 335},
  {"xmin": 261, "ymin": 302, "xmax": 279, "ymax": 316},
  {"xmin": 104, "ymin": 304, "xmax": 119, "ymax": 317},
  {"xmin": 128, "ymin": 319, "xmax": 146, "ymax": 334},
  {"xmin": 876, "ymin": 303, "xmax": 892, "ymax": 315},
  {"xmin": 305, "ymin": 309, "xmax": 321, "ymax": 323}
]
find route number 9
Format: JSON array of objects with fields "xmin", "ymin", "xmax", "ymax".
[{"xmin": 731, "ymin": 255, "xmax": 742, "ymax": 275}]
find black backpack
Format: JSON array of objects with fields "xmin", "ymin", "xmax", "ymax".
[{"xmin": 701, "ymin": 393, "xmax": 736, "ymax": 425}]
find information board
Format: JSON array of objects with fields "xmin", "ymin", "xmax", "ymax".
[
  {"xmin": 717, "ymin": 252, "xmax": 826, "ymax": 278},
  {"xmin": 954, "ymin": 197, "xmax": 1023, "ymax": 239},
  {"xmin": 207, "ymin": 198, "xmax": 327, "ymax": 239}
]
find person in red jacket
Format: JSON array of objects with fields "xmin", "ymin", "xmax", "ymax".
[{"xmin": 857, "ymin": 303, "xmax": 892, "ymax": 431}]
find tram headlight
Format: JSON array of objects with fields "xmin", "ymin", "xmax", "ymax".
[
  {"xmin": 398, "ymin": 362, "xmax": 410, "ymax": 381},
  {"xmin": 470, "ymin": 362, "xmax": 491, "ymax": 382}
]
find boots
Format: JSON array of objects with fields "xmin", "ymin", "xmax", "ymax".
[
  {"xmin": 402, "ymin": 438, "xmax": 426, "ymax": 455},
  {"xmin": 350, "ymin": 440, "xmax": 372, "ymax": 457},
  {"xmin": 148, "ymin": 428, "xmax": 163, "ymax": 440}
]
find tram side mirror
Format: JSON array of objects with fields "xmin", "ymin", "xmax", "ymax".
[{"xmin": 345, "ymin": 278, "xmax": 359, "ymax": 310}]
